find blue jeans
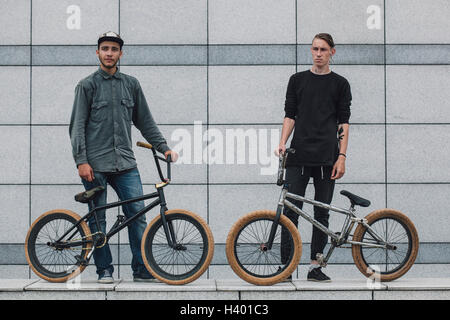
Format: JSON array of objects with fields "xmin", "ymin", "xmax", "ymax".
[{"xmin": 81, "ymin": 167, "xmax": 149, "ymax": 276}]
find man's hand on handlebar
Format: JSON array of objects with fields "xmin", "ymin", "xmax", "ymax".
[
  {"xmin": 275, "ymin": 144, "xmax": 286, "ymax": 157},
  {"xmin": 164, "ymin": 150, "xmax": 179, "ymax": 162}
]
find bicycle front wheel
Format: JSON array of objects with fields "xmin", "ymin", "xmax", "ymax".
[
  {"xmin": 226, "ymin": 210, "xmax": 302, "ymax": 286},
  {"xmin": 141, "ymin": 209, "xmax": 214, "ymax": 285},
  {"xmin": 352, "ymin": 209, "xmax": 419, "ymax": 282},
  {"xmin": 24, "ymin": 210, "xmax": 93, "ymax": 282}
]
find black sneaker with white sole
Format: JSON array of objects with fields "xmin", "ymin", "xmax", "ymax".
[
  {"xmin": 133, "ymin": 271, "xmax": 160, "ymax": 283},
  {"xmin": 307, "ymin": 267, "xmax": 331, "ymax": 282},
  {"xmin": 97, "ymin": 269, "xmax": 114, "ymax": 284}
]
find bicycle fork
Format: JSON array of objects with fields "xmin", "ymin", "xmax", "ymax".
[
  {"xmin": 266, "ymin": 188, "xmax": 288, "ymax": 251},
  {"xmin": 157, "ymin": 187, "xmax": 185, "ymax": 250}
]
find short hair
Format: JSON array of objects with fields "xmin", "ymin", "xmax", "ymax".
[{"xmin": 312, "ymin": 33, "xmax": 335, "ymax": 48}]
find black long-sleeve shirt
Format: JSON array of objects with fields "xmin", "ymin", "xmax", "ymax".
[{"xmin": 284, "ymin": 70, "xmax": 351, "ymax": 167}]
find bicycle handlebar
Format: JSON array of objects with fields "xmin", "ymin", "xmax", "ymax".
[
  {"xmin": 276, "ymin": 148, "xmax": 295, "ymax": 186},
  {"xmin": 136, "ymin": 141, "xmax": 153, "ymax": 149},
  {"xmin": 136, "ymin": 141, "xmax": 171, "ymax": 184}
]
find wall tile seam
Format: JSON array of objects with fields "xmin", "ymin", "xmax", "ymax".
[
  {"xmin": 4, "ymin": 124, "xmax": 450, "ymax": 127},
  {"xmin": 1, "ymin": 44, "xmax": 449, "ymax": 65},
  {"xmin": 4, "ymin": 182, "xmax": 450, "ymax": 185},
  {"xmin": 2, "ymin": 44, "xmax": 449, "ymax": 46}
]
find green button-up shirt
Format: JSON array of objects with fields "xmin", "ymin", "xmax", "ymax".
[{"xmin": 69, "ymin": 67, "xmax": 169, "ymax": 172}]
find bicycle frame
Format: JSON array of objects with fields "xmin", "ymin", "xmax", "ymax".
[
  {"xmin": 268, "ymin": 150, "xmax": 395, "ymax": 266},
  {"xmin": 52, "ymin": 142, "xmax": 176, "ymax": 260},
  {"xmin": 266, "ymin": 186, "xmax": 395, "ymax": 267}
]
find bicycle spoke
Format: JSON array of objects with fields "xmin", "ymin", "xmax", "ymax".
[
  {"xmin": 360, "ymin": 217, "xmax": 411, "ymax": 274},
  {"xmin": 27, "ymin": 212, "xmax": 90, "ymax": 280},
  {"xmin": 234, "ymin": 218, "xmax": 294, "ymax": 278},
  {"xmin": 146, "ymin": 215, "xmax": 207, "ymax": 278}
]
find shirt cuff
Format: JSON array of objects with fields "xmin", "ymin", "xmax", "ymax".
[
  {"xmin": 157, "ymin": 143, "xmax": 171, "ymax": 154},
  {"xmin": 284, "ymin": 113, "xmax": 296, "ymax": 120},
  {"xmin": 74, "ymin": 155, "xmax": 88, "ymax": 167}
]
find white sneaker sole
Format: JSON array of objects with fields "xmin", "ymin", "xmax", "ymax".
[
  {"xmin": 98, "ymin": 278, "xmax": 114, "ymax": 284},
  {"xmin": 133, "ymin": 278, "xmax": 159, "ymax": 283},
  {"xmin": 307, "ymin": 278, "xmax": 331, "ymax": 283}
]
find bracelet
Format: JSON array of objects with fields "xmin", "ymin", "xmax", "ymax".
[{"xmin": 338, "ymin": 153, "xmax": 346, "ymax": 158}]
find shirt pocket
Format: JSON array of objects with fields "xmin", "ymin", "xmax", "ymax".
[
  {"xmin": 90, "ymin": 100, "xmax": 108, "ymax": 122},
  {"xmin": 121, "ymin": 98, "xmax": 135, "ymax": 121}
]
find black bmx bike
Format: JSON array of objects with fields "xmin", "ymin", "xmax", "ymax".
[
  {"xmin": 226, "ymin": 148, "xmax": 419, "ymax": 285},
  {"xmin": 25, "ymin": 142, "xmax": 214, "ymax": 285}
]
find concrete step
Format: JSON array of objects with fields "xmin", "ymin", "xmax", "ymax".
[{"xmin": 1, "ymin": 278, "xmax": 450, "ymax": 300}]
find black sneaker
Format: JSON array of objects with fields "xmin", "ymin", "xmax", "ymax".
[
  {"xmin": 133, "ymin": 271, "xmax": 159, "ymax": 283},
  {"xmin": 277, "ymin": 266, "xmax": 293, "ymax": 282},
  {"xmin": 307, "ymin": 267, "xmax": 331, "ymax": 282}
]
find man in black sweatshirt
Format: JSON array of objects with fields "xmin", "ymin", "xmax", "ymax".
[{"xmin": 276, "ymin": 33, "xmax": 351, "ymax": 282}]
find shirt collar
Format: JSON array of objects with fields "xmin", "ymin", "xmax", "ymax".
[{"xmin": 97, "ymin": 66, "xmax": 121, "ymax": 79}]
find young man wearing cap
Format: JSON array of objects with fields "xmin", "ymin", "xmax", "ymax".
[
  {"xmin": 69, "ymin": 32, "xmax": 178, "ymax": 283},
  {"xmin": 277, "ymin": 33, "xmax": 351, "ymax": 282}
]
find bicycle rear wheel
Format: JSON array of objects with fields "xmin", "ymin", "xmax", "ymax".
[
  {"xmin": 226, "ymin": 210, "xmax": 302, "ymax": 286},
  {"xmin": 24, "ymin": 210, "xmax": 93, "ymax": 282},
  {"xmin": 141, "ymin": 209, "xmax": 214, "ymax": 285},
  {"xmin": 352, "ymin": 209, "xmax": 419, "ymax": 282}
]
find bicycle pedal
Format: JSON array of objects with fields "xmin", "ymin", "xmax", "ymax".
[
  {"xmin": 316, "ymin": 253, "xmax": 327, "ymax": 267},
  {"xmin": 74, "ymin": 255, "xmax": 88, "ymax": 267}
]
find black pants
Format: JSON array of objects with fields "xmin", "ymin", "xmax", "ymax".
[{"xmin": 281, "ymin": 166, "xmax": 335, "ymax": 262}]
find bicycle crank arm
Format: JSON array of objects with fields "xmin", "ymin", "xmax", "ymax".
[
  {"xmin": 84, "ymin": 235, "xmax": 106, "ymax": 261},
  {"xmin": 86, "ymin": 248, "xmax": 95, "ymax": 261},
  {"xmin": 75, "ymin": 255, "xmax": 89, "ymax": 267}
]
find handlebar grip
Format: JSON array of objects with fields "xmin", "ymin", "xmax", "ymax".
[
  {"xmin": 136, "ymin": 141, "xmax": 153, "ymax": 149},
  {"xmin": 166, "ymin": 155, "xmax": 171, "ymax": 181}
]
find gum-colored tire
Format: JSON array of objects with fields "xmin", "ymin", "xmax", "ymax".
[
  {"xmin": 226, "ymin": 210, "xmax": 302, "ymax": 286},
  {"xmin": 352, "ymin": 209, "xmax": 419, "ymax": 282},
  {"xmin": 25, "ymin": 209, "xmax": 92, "ymax": 283},
  {"xmin": 141, "ymin": 209, "xmax": 214, "ymax": 285}
]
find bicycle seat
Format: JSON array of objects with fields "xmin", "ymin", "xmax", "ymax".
[
  {"xmin": 340, "ymin": 190, "xmax": 371, "ymax": 207},
  {"xmin": 74, "ymin": 186, "xmax": 105, "ymax": 203}
]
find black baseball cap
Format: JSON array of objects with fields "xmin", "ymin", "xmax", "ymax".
[{"xmin": 98, "ymin": 31, "xmax": 124, "ymax": 49}]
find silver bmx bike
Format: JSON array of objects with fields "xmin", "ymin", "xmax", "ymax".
[{"xmin": 226, "ymin": 148, "xmax": 419, "ymax": 285}]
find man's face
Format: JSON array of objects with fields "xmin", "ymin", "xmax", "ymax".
[
  {"xmin": 310, "ymin": 38, "xmax": 335, "ymax": 67},
  {"xmin": 96, "ymin": 41, "xmax": 122, "ymax": 69}
]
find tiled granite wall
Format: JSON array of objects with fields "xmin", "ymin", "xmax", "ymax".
[{"xmin": 1, "ymin": 0, "xmax": 449, "ymax": 279}]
